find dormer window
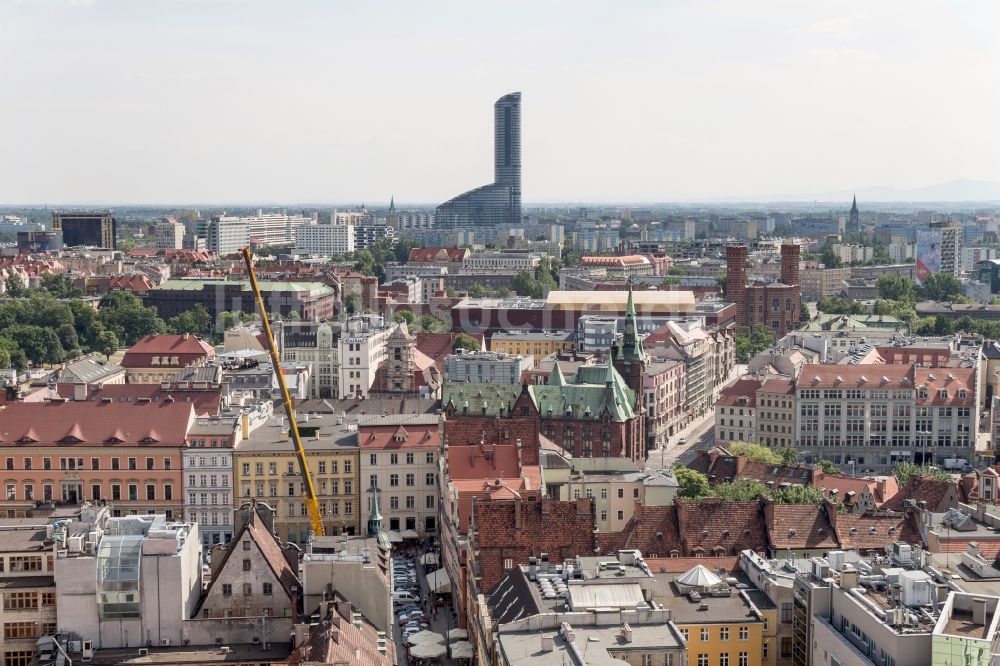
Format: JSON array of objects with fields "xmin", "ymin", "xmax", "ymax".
[
  {"xmin": 958, "ymin": 389, "xmax": 967, "ymax": 399},
  {"xmin": 939, "ymin": 389, "xmax": 948, "ymax": 399},
  {"xmin": 919, "ymin": 389, "xmax": 928, "ymax": 399}
]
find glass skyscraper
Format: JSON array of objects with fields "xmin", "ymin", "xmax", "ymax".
[{"xmin": 435, "ymin": 92, "xmax": 522, "ymax": 229}]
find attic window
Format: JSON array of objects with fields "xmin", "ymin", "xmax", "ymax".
[
  {"xmin": 869, "ymin": 527, "xmax": 877, "ymax": 534},
  {"xmin": 788, "ymin": 529, "xmax": 796, "ymax": 537},
  {"xmin": 721, "ymin": 530, "xmax": 730, "ymax": 538},
  {"xmin": 834, "ymin": 376, "xmax": 843, "ymax": 384},
  {"xmin": 958, "ymin": 389, "xmax": 967, "ymax": 399},
  {"xmin": 849, "ymin": 527, "xmax": 858, "ymax": 535},
  {"xmin": 928, "ymin": 373, "xmax": 936, "ymax": 381},
  {"xmin": 939, "ymin": 389, "xmax": 948, "ymax": 399},
  {"xmin": 858, "ymin": 376, "xmax": 867, "ymax": 384},
  {"xmin": 918, "ymin": 389, "xmax": 928, "ymax": 399},
  {"xmin": 743, "ymin": 529, "xmax": 751, "ymax": 537},
  {"xmin": 61, "ymin": 436, "xmax": 82, "ymax": 444}
]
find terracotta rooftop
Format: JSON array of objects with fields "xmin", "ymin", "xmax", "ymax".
[
  {"xmin": 766, "ymin": 502, "xmax": 839, "ymax": 551},
  {"xmin": 798, "ymin": 363, "xmax": 914, "ymax": 390},
  {"xmin": 358, "ymin": 423, "xmax": 441, "ymax": 450},
  {"xmin": 914, "ymin": 367, "xmax": 976, "ymax": 406},
  {"xmin": 0, "ymin": 400, "xmax": 196, "ymax": 446},
  {"xmin": 24, "ymin": 383, "xmax": 224, "ymax": 417},
  {"xmin": 121, "ymin": 333, "xmax": 215, "ymax": 368},
  {"xmin": 716, "ymin": 379, "xmax": 763, "ymax": 408}
]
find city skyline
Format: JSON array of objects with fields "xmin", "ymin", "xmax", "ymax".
[{"xmin": 1, "ymin": 1, "xmax": 997, "ymax": 205}]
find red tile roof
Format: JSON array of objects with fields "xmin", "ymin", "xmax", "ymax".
[
  {"xmin": 408, "ymin": 247, "xmax": 469, "ymax": 263},
  {"xmin": 716, "ymin": 379, "xmax": 762, "ymax": 408},
  {"xmin": 765, "ymin": 502, "xmax": 839, "ymax": 550},
  {"xmin": 875, "ymin": 347, "xmax": 952, "ymax": 367},
  {"xmin": 835, "ymin": 513, "xmax": 920, "ymax": 552},
  {"xmin": 644, "ymin": 556, "xmax": 742, "ymax": 574},
  {"xmin": 23, "ymin": 383, "xmax": 223, "ymax": 417},
  {"xmin": 358, "ymin": 424, "xmax": 441, "ymax": 450},
  {"xmin": 678, "ymin": 499, "xmax": 767, "ymax": 556},
  {"xmin": 288, "ymin": 603, "xmax": 393, "ymax": 666},
  {"xmin": 121, "ymin": 333, "xmax": 215, "ymax": 368},
  {"xmin": 447, "ymin": 443, "xmax": 522, "ymax": 480},
  {"xmin": 914, "ymin": 367, "xmax": 976, "ymax": 406},
  {"xmin": 755, "ymin": 378, "xmax": 795, "ymax": 395},
  {"xmin": 882, "ymin": 476, "xmax": 965, "ymax": 512},
  {"xmin": 0, "ymin": 400, "xmax": 196, "ymax": 446},
  {"xmin": 798, "ymin": 363, "xmax": 914, "ymax": 390}
]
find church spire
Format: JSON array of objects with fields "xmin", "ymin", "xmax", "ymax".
[
  {"xmin": 389, "ymin": 196, "xmax": 396, "ymax": 213},
  {"xmin": 621, "ymin": 284, "xmax": 646, "ymax": 364},
  {"xmin": 850, "ymin": 195, "xmax": 858, "ymax": 213},
  {"xmin": 368, "ymin": 483, "xmax": 389, "ymax": 549}
]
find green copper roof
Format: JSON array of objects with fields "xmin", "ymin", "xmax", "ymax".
[
  {"xmin": 551, "ymin": 360, "xmax": 567, "ymax": 387},
  {"xmin": 442, "ymin": 384, "xmax": 523, "ymax": 417},
  {"xmin": 532, "ymin": 363, "xmax": 637, "ymax": 423}
]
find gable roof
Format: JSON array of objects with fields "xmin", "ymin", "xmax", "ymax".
[
  {"xmin": 196, "ymin": 504, "xmax": 299, "ymax": 616},
  {"xmin": 121, "ymin": 333, "xmax": 215, "ymax": 368},
  {"xmin": 766, "ymin": 503, "xmax": 838, "ymax": 551},
  {"xmin": 882, "ymin": 476, "xmax": 963, "ymax": 512}
]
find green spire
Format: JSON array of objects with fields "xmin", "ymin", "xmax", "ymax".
[
  {"xmin": 551, "ymin": 359, "xmax": 566, "ymax": 387},
  {"xmin": 368, "ymin": 483, "xmax": 385, "ymax": 540},
  {"xmin": 604, "ymin": 357, "xmax": 616, "ymax": 386},
  {"xmin": 626, "ymin": 285, "xmax": 637, "ymax": 318}
]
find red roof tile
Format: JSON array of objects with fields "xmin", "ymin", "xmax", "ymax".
[
  {"xmin": 716, "ymin": 379, "xmax": 762, "ymax": 408},
  {"xmin": 358, "ymin": 424, "xmax": 441, "ymax": 450},
  {"xmin": 765, "ymin": 502, "xmax": 839, "ymax": 550},
  {"xmin": 121, "ymin": 333, "xmax": 215, "ymax": 368},
  {"xmin": 408, "ymin": 247, "xmax": 468, "ymax": 263},
  {"xmin": 914, "ymin": 367, "xmax": 976, "ymax": 406},
  {"xmin": 0, "ymin": 400, "xmax": 196, "ymax": 446},
  {"xmin": 798, "ymin": 363, "xmax": 914, "ymax": 390},
  {"xmin": 26, "ymin": 383, "xmax": 223, "ymax": 417}
]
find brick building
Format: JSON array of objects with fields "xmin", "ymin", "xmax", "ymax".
[
  {"xmin": 472, "ymin": 495, "xmax": 595, "ymax": 594},
  {"xmin": 726, "ymin": 244, "xmax": 801, "ymax": 336}
]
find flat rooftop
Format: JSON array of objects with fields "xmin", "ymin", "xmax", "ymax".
[
  {"xmin": 236, "ymin": 415, "xmax": 358, "ymax": 453},
  {"xmin": 651, "ymin": 573, "xmax": 768, "ymax": 623},
  {"xmin": 943, "ymin": 611, "xmax": 989, "ymax": 639},
  {"xmin": 82, "ymin": 644, "xmax": 291, "ymax": 666},
  {"xmin": 498, "ymin": 621, "xmax": 684, "ymax": 666}
]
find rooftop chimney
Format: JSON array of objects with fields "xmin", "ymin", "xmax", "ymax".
[
  {"xmin": 540, "ymin": 635, "xmax": 554, "ymax": 652},
  {"xmin": 973, "ymin": 598, "xmax": 988, "ymax": 626}
]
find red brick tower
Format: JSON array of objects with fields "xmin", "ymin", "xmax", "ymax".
[
  {"xmin": 780, "ymin": 244, "xmax": 800, "ymax": 287},
  {"xmin": 726, "ymin": 245, "xmax": 748, "ymax": 327}
]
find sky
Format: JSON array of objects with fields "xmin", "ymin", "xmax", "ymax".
[{"xmin": 1, "ymin": 0, "xmax": 998, "ymax": 205}]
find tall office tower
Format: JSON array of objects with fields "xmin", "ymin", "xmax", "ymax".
[
  {"xmin": 916, "ymin": 222, "xmax": 963, "ymax": 284},
  {"xmin": 52, "ymin": 212, "xmax": 117, "ymax": 249},
  {"xmin": 848, "ymin": 195, "xmax": 859, "ymax": 232},
  {"xmin": 435, "ymin": 92, "xmax": 522, "ymax": 229}
]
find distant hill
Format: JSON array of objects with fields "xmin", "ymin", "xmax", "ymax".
[{"xmin": 702, "ymin": 179, "xmax": 1000, "ymax": 204}]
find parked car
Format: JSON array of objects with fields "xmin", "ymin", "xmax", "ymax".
[{"xmin": 393, "ymin": 590, "xmax": 418, "ymax": 602}]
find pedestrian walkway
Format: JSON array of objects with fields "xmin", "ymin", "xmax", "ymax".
[{"xmin": 394, "ymin": 546, "xmax": 460, "ymax": 665}]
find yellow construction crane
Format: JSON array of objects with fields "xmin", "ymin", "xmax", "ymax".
[{"xmin": 241, "ymin": 247, "xmax": 325, "ymax": 537}]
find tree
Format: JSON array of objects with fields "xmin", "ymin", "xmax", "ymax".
[
  {"xmin": 394, "ymin": 310, "xmax": 416, "ymax": 326},
  {"xmin": 512, "ymin": 270, "xmax": 541, "ymax": 298},
  {"xmin": 452, "ymin": 333, "xmax": 480, "ymax": 352},
  {"xmin": 4, "ymin": 274, "xmax": 27, "ymax": 298},
  {"xmin": 286, "ymin": 310, "xmax": 300, "ymax": 320},
  {"xmin": 57, "ymin": 323, "xmax": 80, "ymax": 356},
  {"xmin": 99, "ymin": 291, "xmax": 166, "ymax": 345},
  {"xmin": 673, "ymin": 466, "xmax": 711, "ymax": 499},
  {"xmin": 735, "ymin": 324, "xmax": 774, "ymax": 364},
  {"xmin": 345, "ymin": 295, "xmax": 361, "ymax": 316},
  {"xmin": 919, "ymin": 272, "xmax": 963, "ymax": 302},
  {"xmin": 352, "ymin": 250, "xmax": 378, "ymax": 277},
  {"xmin": 778, "ymin": 447, "xmax": 798, "ymax": 464},
  {"xmin": 95, "ymin": 330, "xmax": 120, "ymax": 360},
  {"xmin": 167, "ymin": 303, "xmax": 212, "ymax": 338},
  {"xmin": 772, "ymin": 484, "xmax": 832, "ymax": 505},
  {"xmin": 817, "ymin": 460, "xmax": 840, "ymax": 475},
  {"xmin": 893, "ymin": 461, "xmax": 952, "ymax": 485},
  {"xmin": 0, "ymin": 348, "xmax": 10, "ymax": 369},
  {"xmin": 876, "ymin": 274, "xmax": 916, "ymax": 302},
  {"xmin": 5, "ymin": 324, "xmax": 64, "ymax": 366},
  {"xmin": 800, "ymin": 302, "xmax": 810, "ymax": 322},
  {"xmin": 727, "ymin": 442, "xmax": 783, "ymax": 464},
  {"xmin": 393, "ymin": 240, "xmax": 421, "ymax": 264},
  {"xmin": 39, "ymin": 273, "xmax": 83, "ymax": 299},
  {"xmin": 467, "ymin": 283, "xmax": 491, "ymax": 298},
  {"xmin": 714, "ymin": 477, "xmax": 769, "ymax": 502},
  {"xmin": 821, "ymin": 248, "xmax": 843, "ymax": 268}
]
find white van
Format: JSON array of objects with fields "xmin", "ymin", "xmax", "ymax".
[
  {"xmin": 942, "ymin": 458, "xmax": 971, "ymax": 471},
  {"xmin": 393, "ymin": 590, "xmax": 418, "ymax": 602}
]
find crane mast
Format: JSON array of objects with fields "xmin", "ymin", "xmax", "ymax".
[{"xmin": 241, "ymin": 247, "xmax": 325, "ymax": 537}]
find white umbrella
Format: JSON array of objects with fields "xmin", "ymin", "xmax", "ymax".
[
  {"xmin": 450, "ymin": 641, "xmax": 474, "ymax": 659},
  {"xmin": 410, "ymin": 643, "xmax": 447, "ymax": 659},
  {"xmin": 447, "ymin": 627, "xmax": 468, "ymax": 640},
  {"xmin": 407, "ymin": 630, "xmax": 444, "ymax": 646},
  {"xmin": 384, "ymin": 530, "xmax": 403, "ymax": 543}
]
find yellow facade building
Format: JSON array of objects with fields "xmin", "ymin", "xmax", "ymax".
[
  {"xmin": 489, "ymin": 330, "xmax": 576, "ymax": 357},
  {"xmin": 233, "ymin": 416, "xmax": 361, "ymax": 544},
  {"xmin": 654, "ymin": 565, "xmax": 770, "ymax": 666}
]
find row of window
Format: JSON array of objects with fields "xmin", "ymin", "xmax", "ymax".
[
  {"xmin": 4, "ymin": 622, "xmax": 56, "ymax": 640},
  {"xmin": 370, "ymin": 473, "xmax": 436, "ymax": 488},
  {"xmin": 221, "ymin": 581, "xmax": 273, "ymax": 596},
  {"xmin": 186, "ymin": 457, "xmax": 231, "ymax": 468},
  {"xmin": 3, "ymin": 457, "xmax": 172, "ymax": 471},
  {"xmin": 186, "ymin": 492, "xmax": 230, "ymax": 506},
  {"xmin": 693, "ymin": 653, "xmax": 750, "ymax": 666},
  {"xmin": 368, "ymin": 452, "xmax": 435, "ymax": 465},
  {"xmin": 242, "ymin": 460, "xmax": 352, "ymax": 475},
  {"xmin": 244, "ymin": 479, "xmax": 354, "ymax": 497},
  {"xmin": 681, "ymin": 626, "xmax": 751, "ymax": 642},
  {"xmin": 187, "ymin": 475, "xmax": 230, "ymax": 487},
  {"xmin": 3, "ymin": 591, "xmax": 54, "ymax": 610},
  {"xmin": 4, "ymin": 482, "xmax": 173, "ymax": 502}
]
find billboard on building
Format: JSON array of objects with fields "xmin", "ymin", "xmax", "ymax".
[{"xmin": 916, "ymin": 228, "xmax": 941, "ymax": 285}]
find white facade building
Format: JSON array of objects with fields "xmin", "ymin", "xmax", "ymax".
[
  {"xmin": 279, "ymin": 320, "xmax": 342, "ymax": 399},
  {"xmin": 295, "ymin": 221, "xmax": 355, "ymax": 256},
  {"xmin": 207, "ymin": 211, "xmax": 314, "ymax": 254},
  {"xmin": 154, "ymin": 219, "xmax": 185, "ymax": 249},
  {"xmin": 338, "ymin": 315, "xmax": 395, "ymax": 399}
]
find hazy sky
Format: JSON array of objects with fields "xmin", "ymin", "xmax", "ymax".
[{"xmin": 1, "ymin": 0, "xmax": 998, "ymax": 205}]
